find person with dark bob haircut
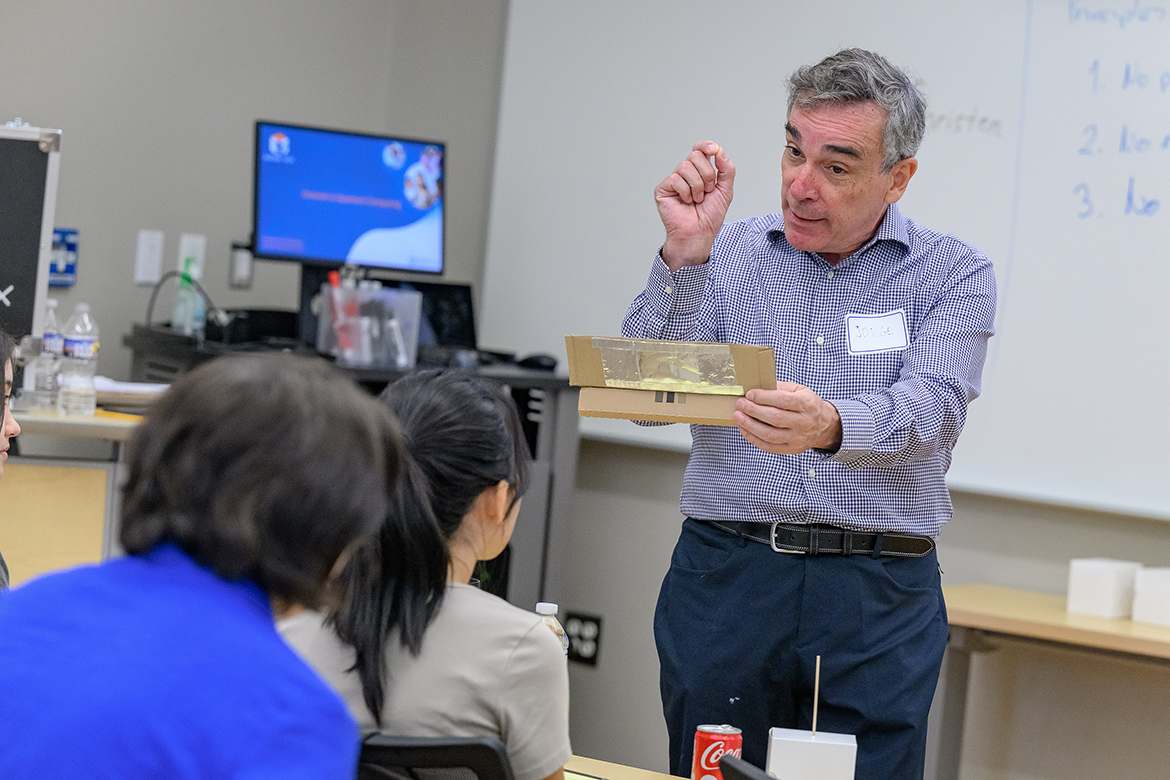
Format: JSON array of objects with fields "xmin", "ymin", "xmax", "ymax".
[
  {"xmin": 0, "ymin": 353, "xmax": 404, "ymax": 779},
  {"xmin": 0, "ymin": 326, "xmax": 23, "ymax": 590},
  {"xmin": 281, "ymin": 370, "xmax": 572, "ymax": 780}
]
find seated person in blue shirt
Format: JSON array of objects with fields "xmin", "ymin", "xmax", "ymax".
[
  {"xmin": 0, "ymin": 353, "xmax": 404, "ymax": 779},
  {"xmin": 281, "ymin": 371, "xmax": 571, "ymax": 780},
  {"xmin": 0, "ymin": 327, "xmax": 23, "ymax": 590}
]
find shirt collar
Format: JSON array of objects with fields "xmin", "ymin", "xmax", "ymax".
[{"xmin": 766, "ymin": 203, "xmax": 910, "ymax": 261}]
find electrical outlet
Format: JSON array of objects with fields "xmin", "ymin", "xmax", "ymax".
[{"xmin": 564, "ymin": 612, "xmax": 602, "ymax": 666}]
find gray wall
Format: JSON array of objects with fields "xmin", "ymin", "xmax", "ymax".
[
  {"xmin": 381, "ymin": 0, "xmax": 507, "ymax": 318},
  {"xmin": 6, "ymin": 4, "xmax": 1170, "ymax": 779},
  {"xmin": 565, "ymin": 440, "xmax": 1170, "ymax": 779},
  {"xmin": 0, "ymin": 0, "xmax": 505, "ymax": 380}
]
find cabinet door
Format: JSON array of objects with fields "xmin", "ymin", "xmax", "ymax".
[{"xmin": 0, "ymin": 461, "xmax": 108, "ymax": 586}]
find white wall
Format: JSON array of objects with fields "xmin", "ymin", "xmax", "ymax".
[
  {"xmin": 480, "ymin": 0, "xmax": 1170, "ymax": 521},
  {"xmin": 477, "ymin": 5, "xmax": 1170, "ymax": 776},
  {"xmin": 0, "ymin": 0, "xmax": 505, "ymax": 380}
]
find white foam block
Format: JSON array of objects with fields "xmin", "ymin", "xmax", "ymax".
[
  {"xmin": 1066, "ymin": 558, "xmax": 1141, "ymax": 618},
  {"xmin": 765, "ymin": 727, "xmax": 856, "ymax": 780},
  {"xmin": 1132, "ymin": 567, "xmax": 1170, "ymax": 627}
]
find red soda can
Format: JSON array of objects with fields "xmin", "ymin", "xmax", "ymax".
[{"xmin": 691, "ymin": 724, "xmax": 743, "ymax": 780}]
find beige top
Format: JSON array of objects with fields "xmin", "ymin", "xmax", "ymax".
[{"xmin": 280, "ymin": 583, "xmax": 571, "ymax": 780}]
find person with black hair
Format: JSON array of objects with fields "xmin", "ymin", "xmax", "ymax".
[
  {"xmin": 0, "ymin": 327, "xmax": 23, "ymax": 590},
  {"xmin": 0, "ymin": 353, "xmax": 403, "ymax": 779},
  {"xmin": 281, "ymin": 370, "xmax": 571, "ymax": 780}
]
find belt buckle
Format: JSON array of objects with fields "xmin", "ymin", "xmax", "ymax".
[{"xmin": 769, "ymin": 522, "xmax": 805, "ymax": 554}]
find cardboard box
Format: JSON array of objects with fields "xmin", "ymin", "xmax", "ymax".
[
  {"xmin": 565, "ymin": 335, "xmax": 776, "ymax": 426},
  {"xmin": 1132, "ymin": 567, "xmax": 1170, "ymax": 627},
  {"xmin": 766, "ymin": 727, "xmax": 857, "ymax": 780}
]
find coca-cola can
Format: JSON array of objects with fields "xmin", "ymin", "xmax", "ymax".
[{"xmin": 691, "ymin": 724, "xmax": 743, "ymax": 780}]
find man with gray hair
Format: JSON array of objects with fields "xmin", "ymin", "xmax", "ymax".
[{"xmin": 623, "ymin": 49, "xmax": 996, "ymax": 779}]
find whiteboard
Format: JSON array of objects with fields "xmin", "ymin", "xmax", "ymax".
[{"xmin": 481, "ymin": 0, "xmax": 1170, "ymax": 518}]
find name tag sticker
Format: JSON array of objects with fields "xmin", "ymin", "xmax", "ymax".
[{"xmin": 846, "ymin": 310, "xmax": 909, "ymax": 355}]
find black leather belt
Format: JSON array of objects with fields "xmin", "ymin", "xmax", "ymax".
[{"xmin": 703, "ymin": 520, "xmax": 935, "ymax": 558}]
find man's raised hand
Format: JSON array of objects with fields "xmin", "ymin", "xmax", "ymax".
[{"xmin": 655, "ymin": 141, "xmax": 736, "ymax": 272}]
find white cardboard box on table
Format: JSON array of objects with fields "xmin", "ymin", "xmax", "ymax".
[
  {"xmin": 765, "ymin": 727, "xmax": 856, "ymax": 780},
  {"xmin": 764, "ymin": 655, "xmax": 856, "ymax": 780},
  {"xmin": 1066, "ymin": 557, "xmax": 1141, "ymax": 619},
  {"xmin": 1132, "ymin": 567, "xmax": 1170, "ymax": 627}
]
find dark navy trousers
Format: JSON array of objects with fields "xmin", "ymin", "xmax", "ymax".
[{"xmin": 655, "ymin": 519, "xmax": 947, "ymax": 780}]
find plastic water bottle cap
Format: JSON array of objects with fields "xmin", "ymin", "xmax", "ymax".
[
  {"xmin": 535, "ymin": 602, "xmax": 558, "ymax": 616},
  {"xmin": 47, "ymin": 298, "xmax": 58, "ymax": 307},
  {"xmin": 75, "ymin": 303, "xmax": 90, "ymax": 313}
]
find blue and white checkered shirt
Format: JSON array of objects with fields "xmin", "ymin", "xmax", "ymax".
[{"xmin": 622, "ymin": 204, "xmax": 996, "ymax": 538}]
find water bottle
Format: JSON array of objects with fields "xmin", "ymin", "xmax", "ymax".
[
  {"xmin": 58, "ymin": 303, "xmax": 100, "ymax": 417},
  {"xmin": 536, "ymin": 602, "xmax": 570, "ymax": 657},
  {"xmin": 32, "ymin": 299, "xmax": 63, "ymax": 411},
  {"xmin": 356, "ymin": 279, "xmax": 383, "ymax": 365},
  {"xmin": 171, "ymin": 256, "xmax": 199, "ymax": 337},
  {"xmin": 190, "ymin": 273, "xmax": 206, "ymax": 344}
]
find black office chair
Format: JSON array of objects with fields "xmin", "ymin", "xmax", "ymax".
[{"xmin": 358, "ymin": 734, "xmax": 517, "ymax": 780}]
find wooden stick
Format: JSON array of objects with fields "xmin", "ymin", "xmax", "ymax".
[{"xmin": 812, "ymin": 655, "xmax": 821, "ymax": 737}]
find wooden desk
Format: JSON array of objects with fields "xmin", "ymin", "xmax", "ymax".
[
  {"xmin": 567, "ymin": 755, "xmax": 679, "ymax": 780},
  {"xmin": 931, "ymin": 584, "xmax": 1170, "ymax": 780},
  {"xmin": 13, "ymin": 409, "xmax": 140, "ymax": 442},
  {"xmin": 0, "ymin": 461, "xmax": 109, "ymax": 585},
  {"xmin": 1, "ymin": 411, "xmax": 142, "ymax": 583}
]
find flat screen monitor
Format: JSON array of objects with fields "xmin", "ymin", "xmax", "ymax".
[{"xmin": 253, "ymin": 121, "xmax": 444, "ymax": 273}]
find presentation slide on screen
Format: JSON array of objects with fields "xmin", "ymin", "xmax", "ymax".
[{"xmin": 256, "ymin": 124, "xmax": 443, "ymax": 272}]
